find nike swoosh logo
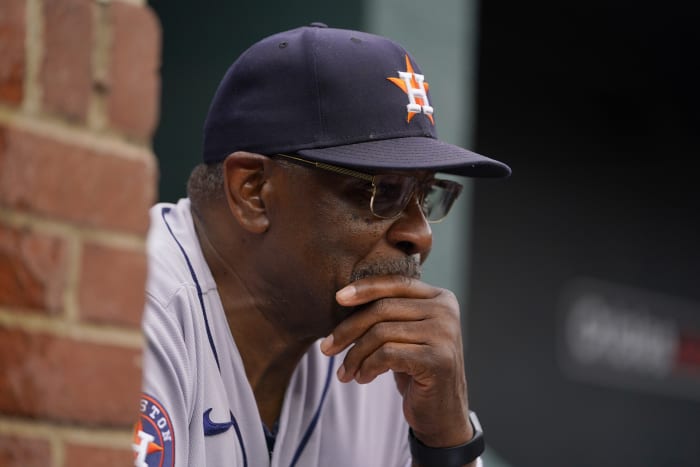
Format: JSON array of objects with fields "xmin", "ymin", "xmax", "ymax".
[
  {"xmin": 203, "ymin": 409, "xmax": 250, "ymax": 465},
  {"xmin": 203, "ymin": 408, "xmax": 234, "ymax": 436}
]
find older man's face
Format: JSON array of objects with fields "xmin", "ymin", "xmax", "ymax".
[{"xmin": 252, "ymin": 159, "xmax": 434, "ymax": 340}]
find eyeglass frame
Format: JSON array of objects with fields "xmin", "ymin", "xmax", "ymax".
[{"xmin": 273, "ymin": 153, "xmax": 463, "ymax": 223}]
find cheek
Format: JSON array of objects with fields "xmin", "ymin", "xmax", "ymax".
[
  {"xmin": 278, "ymin": 174, "xmax": 385, "ymax": 284},
  {"xmin": 305, "ymin": 210, "xmax": 384, "ymax": 282}
]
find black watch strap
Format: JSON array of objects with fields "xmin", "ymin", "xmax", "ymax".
[{"xmin": 408, "ymin": 411, "xmax": 485, "ymax": 467}]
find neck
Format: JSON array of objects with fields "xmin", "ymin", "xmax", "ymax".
[
  {"xmin": 192, "ymin": 207, "xmax": 315, "ymax": 427},
  {"xmin": 228, "ymin": 317, "xmax": 314, "ymax": 427}
]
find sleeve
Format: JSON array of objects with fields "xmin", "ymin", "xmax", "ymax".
[{"xmin": 134, "ymin": 289, "xmax": 196, "ymax": 467}]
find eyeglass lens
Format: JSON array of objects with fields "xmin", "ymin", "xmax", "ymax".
[
  {"xmin": 422, "ymin": 179, "xmax": 463, "ymax": 222},
  {"xmin": 370, "ymin": 175, "xmax": 463, "ymax": 222},
  {"xmin": 370, "ymin": 175, "xmax": 417, "ymax": 219}
]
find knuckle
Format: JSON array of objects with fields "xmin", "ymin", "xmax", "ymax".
[
  {"xmin": 368, "ymin": 321, "xmax": 392, "ymax": 342},
  {"xmin": 444, "ymin": 287, "xmax": 458, "ymax": 302},
  {"xmin": 376, "ymin": 341, "xmax": 399, "ymax": 361},
  {"xmin": 344, "ymin": 342, "xmax": 366, "ymax": 366},
  {"xmin": 438, "ymin": 287, "xmax": 459, "ymax": 307},
  {"xmin": 435, "ymin": 288, "xmax": 460, "ymax": 321},
  {"xmin": 372, "ymin": 298, "xmax": 394, "ymax": 319}
]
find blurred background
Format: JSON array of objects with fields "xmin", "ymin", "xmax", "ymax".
[
  {"xmin": 148, "ymin": 1, "xmax": 700, "ymax": 466},
  {"xmin": 470, "ymin": 1, "xmax": 700, "ymax": 466}
]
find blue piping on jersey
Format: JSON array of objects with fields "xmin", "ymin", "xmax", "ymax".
[
  {"xmin": 161, "ymin": 206, "xmax": 221, "ymax": 371},
  {"xmin": 230, "ymin": 411, "xmax": 249, "ymax": 467},
  {"xmin": 289, "ymin": 355, "xmax": 336, "ymax": 467}
]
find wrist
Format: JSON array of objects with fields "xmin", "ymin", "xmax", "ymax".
[
  {"xmin": 411, "ymin": 416, "xmax": 472, "ymax": 448},
  {"xmin": 408, "ymin": 411, "xmax": 485, "ymax": 467}
]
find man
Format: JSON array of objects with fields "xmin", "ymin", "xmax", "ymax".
[{"xmin": 134, "ymin": 23, "xmax": 510, "ymax": 467}]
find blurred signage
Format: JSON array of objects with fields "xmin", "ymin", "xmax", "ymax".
[{"xmin": 558, "ymin": 277, "xmax": 700, "ymax": 400}]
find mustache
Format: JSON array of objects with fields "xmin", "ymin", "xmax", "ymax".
[{"xmin": 350, "ymin": 256, "xmax": 422, "ymax": 282}]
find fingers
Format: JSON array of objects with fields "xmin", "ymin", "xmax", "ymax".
[
  {"xmin": 323, "ymin": 275, "xmax": 471, "ymax": 445},
  {"xmin": 345, "ymin": 342, "xmax": 430, "ymax": 384},
  {"xmin": 323, "ymin": 276, "xmax": 458, "ymax": 352},
  {"xmin": 323, "ymin": 275, "xmax": 449, "ymax": 356},
  {"xmin": 323, "ymin": 296, "xmax": 431, "ymax": 358},
  {"xmin": 335, "ymin": 275, "xmax": 439, "ymax": 307},
  {"xmin": 320, "ymin": 275, "xmax": 461, "ymax": 385},
  {"xmin": 336, "ymin": 324, "xmax": 457, "ymax": 385},
  {"xmin": 336, "ymin": 321, "xmax": 430, "ymax": 383}
]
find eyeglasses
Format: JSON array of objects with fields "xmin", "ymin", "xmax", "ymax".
[{"xmin": 274, "ymin": 153, "xmax": 463, "ymax": 223}]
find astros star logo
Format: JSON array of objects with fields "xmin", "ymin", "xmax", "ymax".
[
  {"xmin": 132, "ymin": 394, "xmax": 175, "ymax": 467},
  {"xmin": 133, "ymin": 420, "xmax": 163, "ymax": 466},
  {"xmin": 387, "ymin": 55, "xmax": 434, "ymax": 124}
]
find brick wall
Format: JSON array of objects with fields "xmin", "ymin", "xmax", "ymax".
[{"xmin": 0, "ymin": 0, "xmax": 160, "ymax": 465}]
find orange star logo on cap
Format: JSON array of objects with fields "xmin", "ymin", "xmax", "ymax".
[{"xmin": 387, "ymin": 55, "xmax": 435, "ymax": 124}]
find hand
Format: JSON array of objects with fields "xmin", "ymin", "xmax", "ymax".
[{"xmin": 320, "ymin": 275, "xmax": 473, "ymax": 448}]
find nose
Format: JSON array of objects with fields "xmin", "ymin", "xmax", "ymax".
[{"xmin": 386, "ymin": 197, "xmax": 433, "ymax": 261}]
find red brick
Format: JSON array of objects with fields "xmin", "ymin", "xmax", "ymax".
[
  {"xmin": 0, "ymin": 434, "xmax": 51, "ymax": 467},
  {"xmin": 79, "ymin": 242, "xmax": 146, "ymax": 327},
  {"xmin": 107, "ymin": 3, "xmax": 161, "ymax": 141},
  {"xmin": 0, "ymin": 124, "xmax": 156, "ymax": 235},
  {"xmin": 41, "ymin": 0, "xmax": 93, "ymax": 122},
  {"xmin": 0, "ymin": 223, "xmax": 68, "ymax": 312},
  {"xmin": 65, "ymin": 442, "xmax": 134, "ymax": 467},
  {"xmin": 0, "ymin": 327, "xmax": 142, "ymax": 426},
  {"xmin": 0, "ymin": 0, "xmax": 26, "ymax": 106}
]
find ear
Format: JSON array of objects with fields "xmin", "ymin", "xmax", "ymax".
[{"xmin": 223, "ymin": 152, "xmax": 271, "ymax": 234}]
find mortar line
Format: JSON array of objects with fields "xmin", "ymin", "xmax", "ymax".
[
  {"xmin": 0, "ymin": 416, "xmax": 132, "ymax": 448},
  {"xmin": 22, "ymin": 0, "xmax": 43, "ymax": 115},
  {"xmin": 0, "ymin": 109, "xmax": 156, "ymax": 158},
  {"xmin": 0, "ymin": 309, "xmax": 144, "ymax": 348},
  {"xmin": 0, "ymin": 207, "xmax": 148, "ymax": 252}
]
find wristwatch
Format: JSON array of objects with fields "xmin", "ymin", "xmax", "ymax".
[{"xmin": 408, "ymin": 410, "xmax": 485, "ymax": 467}]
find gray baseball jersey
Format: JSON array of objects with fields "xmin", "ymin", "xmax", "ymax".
[{"xmin": 134, "ymin": 199, "xmax": 413, "ymax": 467}]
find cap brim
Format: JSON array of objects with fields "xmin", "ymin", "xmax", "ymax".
[{"xmin": 297, "ymin": 136, "xmax": 511, "ymax": 178}]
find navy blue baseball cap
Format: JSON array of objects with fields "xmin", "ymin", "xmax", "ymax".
[{"xmin": 202, "ymin": 23, "xmax": 510, "ymax": 178}]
